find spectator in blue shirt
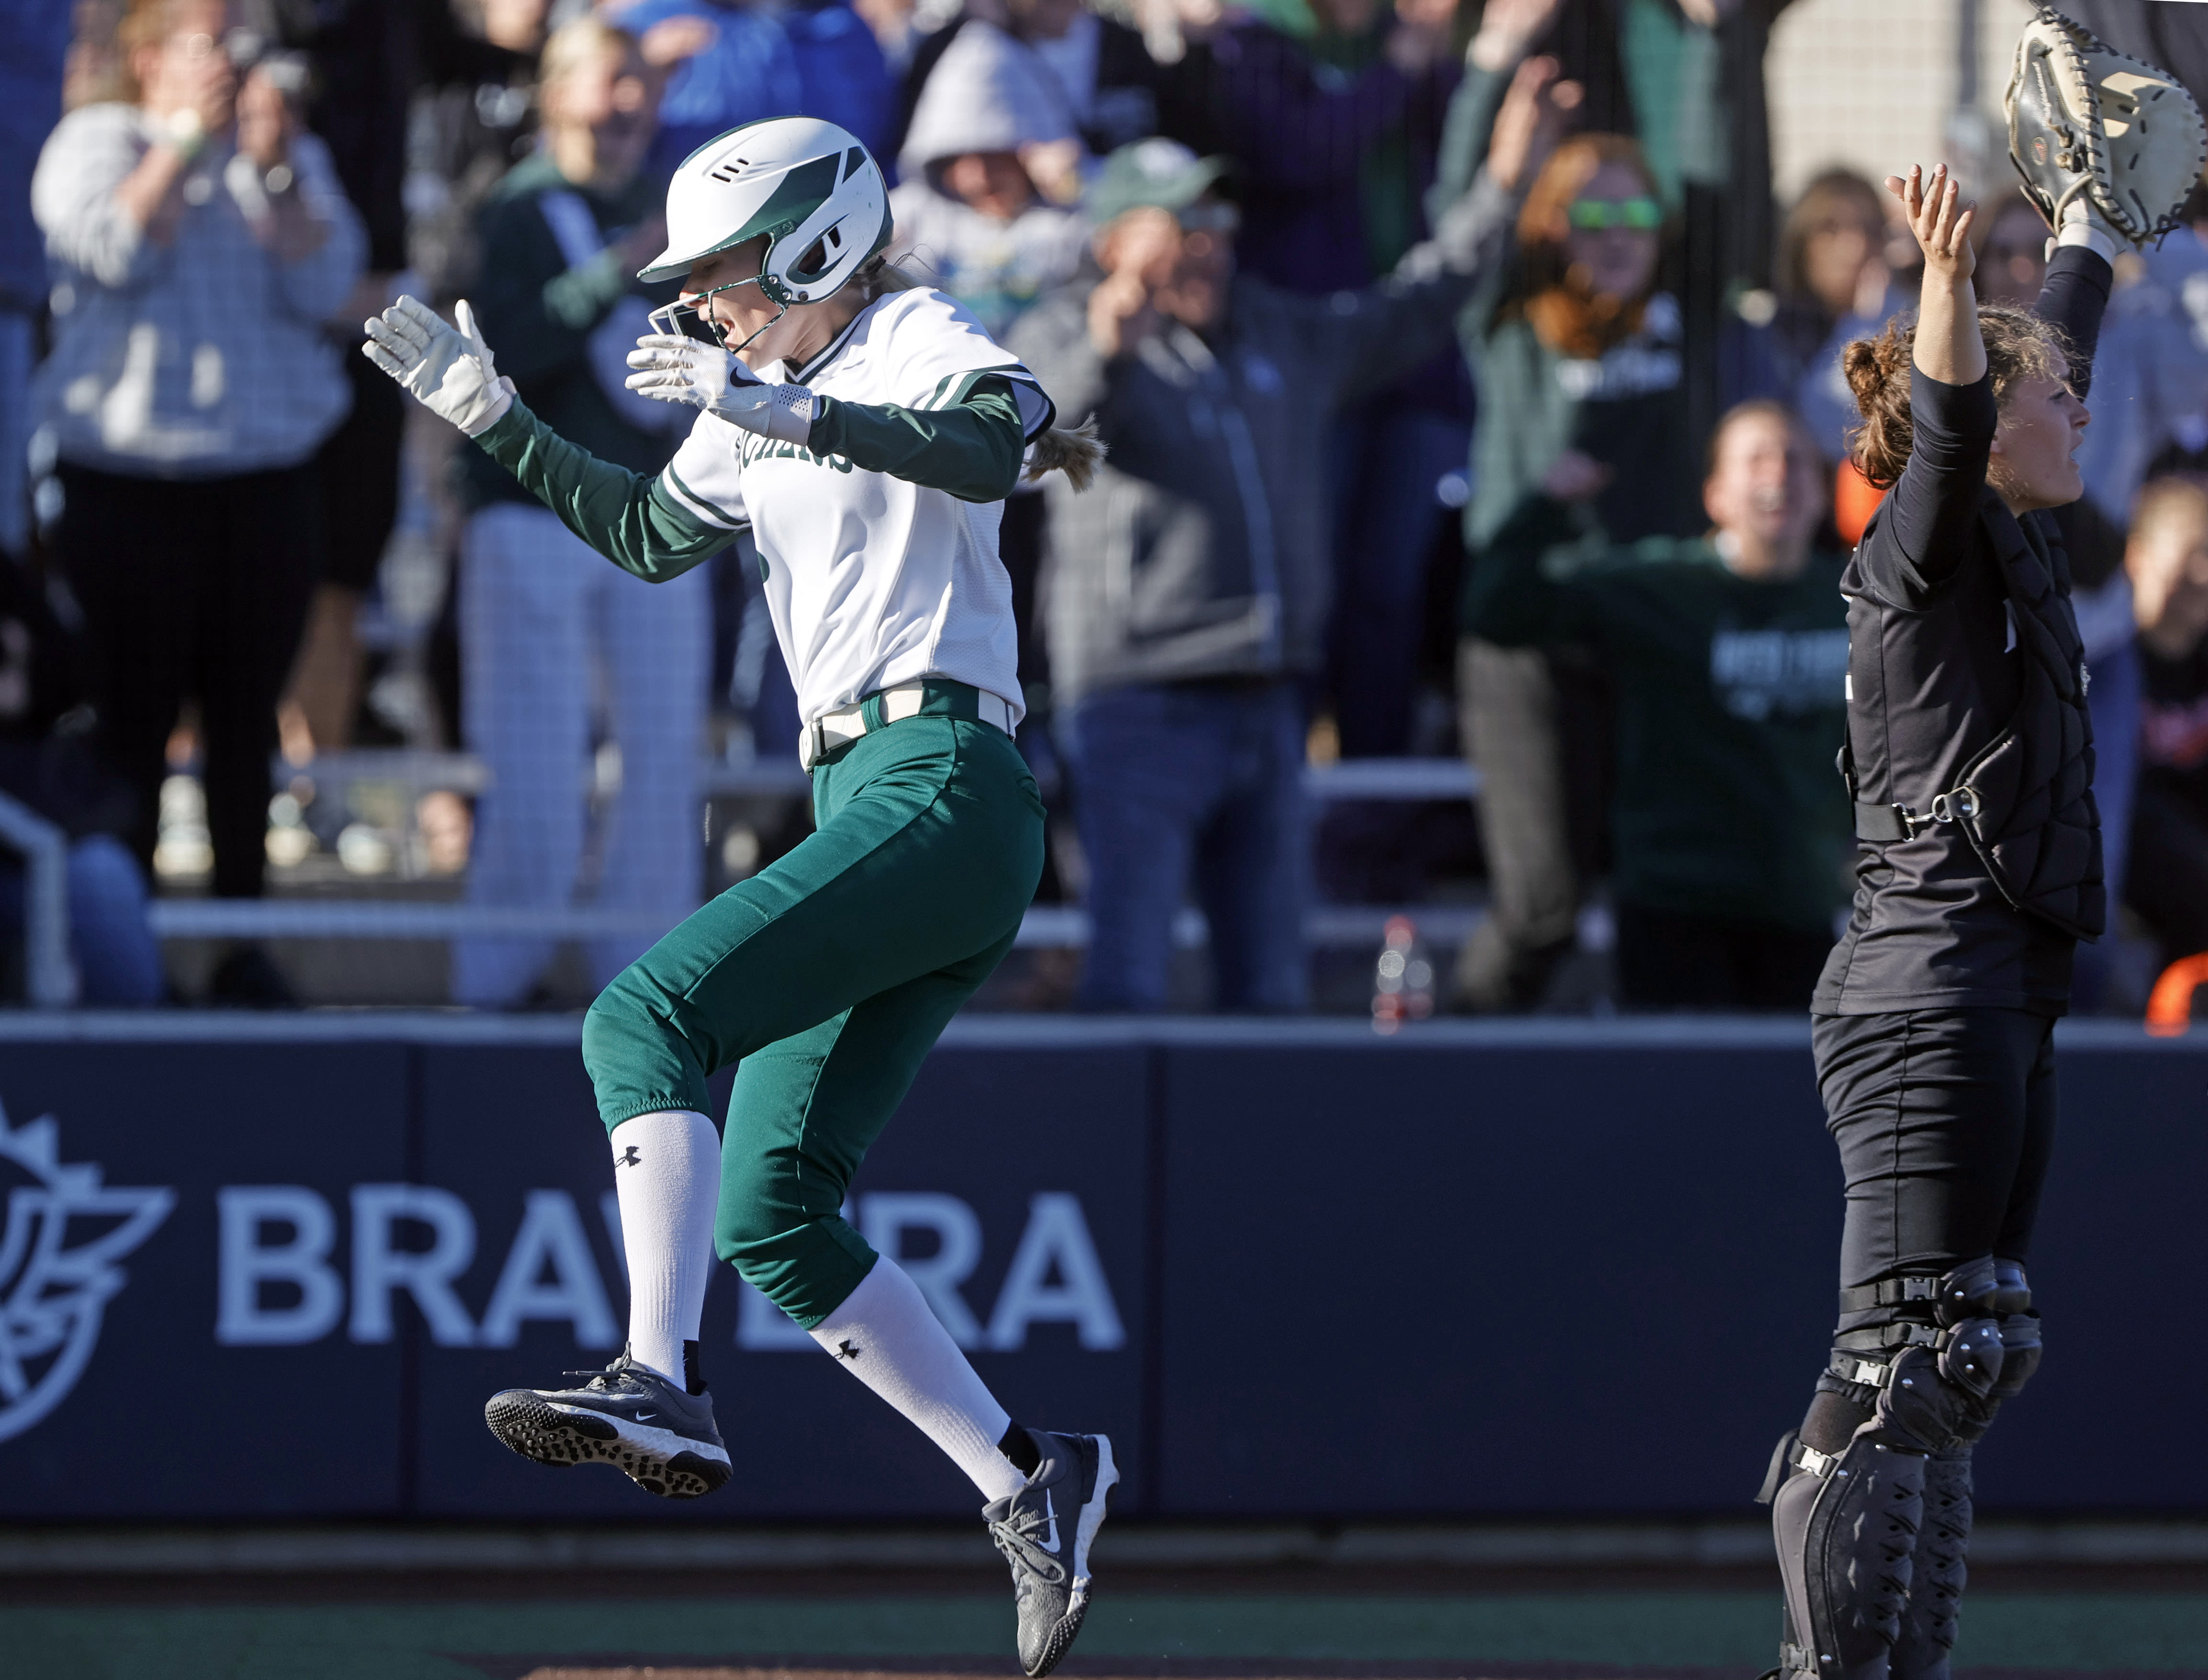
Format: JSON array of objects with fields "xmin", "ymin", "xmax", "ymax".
[
  {"xmin": 784, "ymin": 0, "xmax": 895, "ymax": 160},
  {"xmin": 613, "ymin": 0, "xmax": 803, "ymax": 177}
]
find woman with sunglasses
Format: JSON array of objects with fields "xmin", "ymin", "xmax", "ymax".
[
  {"xmin": 1434, "ymin": 27, "xmax": 1697, "ymax": 1011},
  {"xmin": 364, "ymin": 115, "xmax": 1109, "ymax": 1680}
]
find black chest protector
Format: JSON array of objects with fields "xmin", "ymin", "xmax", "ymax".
[{"xmin": 1847, "ymin": 496, "xmax": 2105, "ymax": 941}]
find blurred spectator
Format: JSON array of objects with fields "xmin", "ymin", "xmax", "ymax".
[
  {"xmin": 452, "ymin": 15, "xmax": 705, "ymax": 1008},
  {"xmin": 1009, "ymin": 59, "xmax": 1559, "ymax": 1012},
  {"xmin": 1789, "ymin": 169, "xmax": 1914, "ymax": 488},
  {"xmin": 1464, "ymin": 401, "xmax": 1848, "ymax": 1010},
  {"xmin": 258, "ymin": 0, "xmax": 539, "ymax": 757},
  {"xmin": 2123, "ymin": 476, "xmax": 2208, "ymax": 976},
  {"xmin": 890, "ymin": 20, "xmax": 1088, "ymax": 336},
  {"xmin": 1185, "ymin": 0, "xmax": 1465, "ymax": 780},
  {"xmin": 888, "ymin": 18, "xmax": 1089, "ymax": 774},
  {"xmin": 857, "ymin": 0, "xmax": 924, "ymax": 75},
  {"xmin": 612, "ymin": 0, "xmax": 804, "ymax": 179},
  {"xmin": 1010, "ymin": 0, "xmax": 1178, "ymax": 157},
  {"xmin": 1758, "ymin": 169, "xmax": 1889, "ymax": 422},
  {"xmin": 1194, "ymin": 0, "xmax": 1459, "ymax": 294},
  {"xmin": 2046, "ymin": 194, "xmax": 2208, "ymax": 526},
  {"xmin": 1439, "ymin": 58, "xmax": 1697, "ymax": 1010},
  {"xmin": 1972, "ymin": 185, "xmax": 2208, "ymax": 933},
  {"xmin": 784, "ymin": 0, "xmax": 896, "ymax": 158},
  {"xmin": 0, "ymin": 1, "xmax": 74, "ymax": 558},
  {"xmin": 0, "ymin": 551, "xmax": 163, "ymax": 1004},
  {"xmin": 410, "ymin": 0, "xmax": 551, "ymax": 304},
  {"xmin": 34, "ymin": 0, "xmax": 365, "ymax": 1002},
  {"xmin": 892, "ymin": 0, "xmax": 1182, "ymax": 174},
  {"xmin": 1618, "ymin": 0, "xmax": 1796, "ymax": 447}
]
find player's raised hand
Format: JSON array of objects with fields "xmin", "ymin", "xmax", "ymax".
[
  {"xmin": 361, "ymin": 297, "xmax": 515, "ymax": 437},
  {"xmin": 1887, "ymin": 164, "xmax": 1976, "ymax": 284},
  {"xmin": 625, "ymin": 333, "xmax": 748, "ymax": 410},
  {"xmin": 629, "ymin": 333, "xmax": 813, "ymax": 443}
]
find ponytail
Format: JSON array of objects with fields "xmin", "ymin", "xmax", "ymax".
[{"xmin": 1025, "ymin": 416, "xmax": 1105, "ymax": 492}]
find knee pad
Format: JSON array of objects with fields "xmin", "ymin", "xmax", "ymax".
[
  {"xmin": 1763, "ymin": 1427, "xmax": 1927, "ymax": 1680},
  {"xmin": 1829, "ymin": 1258, "xmax": 2040, "ymax": 1451}
]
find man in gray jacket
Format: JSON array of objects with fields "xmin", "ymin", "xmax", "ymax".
[{"xmin": 1007, "ymin": 60, "xmax": 1559, "ymax": 1013}]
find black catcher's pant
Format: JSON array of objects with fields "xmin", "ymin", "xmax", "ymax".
[
  {"xmin": 1815, "ymin": 1007, "xmax": 2057, "ymax": 1303},
  {"xmin": 1780, "ymin": 1007, "xmax": 2057, "ymax": 1680}
]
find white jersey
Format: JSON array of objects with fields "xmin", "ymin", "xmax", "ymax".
[{"xmin": 657, "ymin": 287, "xmax": 1052, "ymax": 727}]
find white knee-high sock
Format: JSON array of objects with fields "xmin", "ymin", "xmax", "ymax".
[
  {"xmin": 811, "ymin": 1258, "xmax": 1023, "ymax": 1503},
  {"xmin": 608, "ymin": 1110, "xmax": 720, "ymax": 1388}
]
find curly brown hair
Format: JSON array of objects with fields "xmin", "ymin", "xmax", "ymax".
[{"xmin": 1842, "ymin": 303, "xmax": 2071, "ymax": 490}]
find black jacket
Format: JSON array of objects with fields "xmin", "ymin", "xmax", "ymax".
[{"xmin": 1814, "ymin": 246, "xmax": 2111, "ymax": 1018}]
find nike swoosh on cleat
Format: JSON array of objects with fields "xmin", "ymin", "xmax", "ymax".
[{"xmin": 1040, "ymin": 1489, "xmax": 1059, "ymax": 1552}]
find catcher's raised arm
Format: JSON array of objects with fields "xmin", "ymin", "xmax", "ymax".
[{"xmin": 2006, "ymin": 3, "xmax": 2207, "ymax": 247}]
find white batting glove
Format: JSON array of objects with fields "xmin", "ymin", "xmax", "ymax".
[
  {"xmin": 361, "ymin": 296, "xmax": 515, "ymax": 437},
  {"xmin": 625, "ymin": 333, "xmax": 817, "ymax": 445}
]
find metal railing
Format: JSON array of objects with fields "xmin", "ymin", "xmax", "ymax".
[
  {"xmin": 0, "ymin": 790, "xmax": 76, "ymax": 1007},
  {"xmin": 278, "ymin": 750, "xmax": 1481, "ymax": 804},
  {"xmin": 134, "ymin": 752, "xmax": 1487, "ymax": 968},
  {"xmin": 145, "ymin": 900, "xmax": 1484, "ymax": 952}
]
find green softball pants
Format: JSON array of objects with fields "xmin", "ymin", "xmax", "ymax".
[{"xmin": 581, "ymin": 682, "xmax": 1045, "ymax": 1328}]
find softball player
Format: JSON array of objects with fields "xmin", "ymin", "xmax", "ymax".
[{"xmin": 364, "ymin": 117, "xmax": 1107, "ymax": 1678}]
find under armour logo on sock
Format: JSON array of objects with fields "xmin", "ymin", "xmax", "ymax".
[
  {"xmin": 618, "ymin": 1146, "xmax": 641, "ymax": 1166},
  {"xmin": 833, "ymin": 1340, "xmax": 861, "ymax": 1361}
]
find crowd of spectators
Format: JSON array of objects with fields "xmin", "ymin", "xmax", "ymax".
[{"xmin": 0, "ymin": 0, "xmax": 2203, "ymax": 1015}]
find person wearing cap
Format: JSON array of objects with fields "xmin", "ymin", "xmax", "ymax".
[
  {"xmin": 1007, "ymin": 56, "xmax": 1564, "ymax": 1013},
  {"xmin": 365, "ymin": 104, "xmax": 1114, "ymax": 1676}
]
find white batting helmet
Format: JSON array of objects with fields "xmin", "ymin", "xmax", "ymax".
[{"xmin": 638, "ymin": 117, "xmax": 892, "ymax": 308}]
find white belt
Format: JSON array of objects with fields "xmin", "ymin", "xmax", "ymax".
[{"xmin": 799, "ymin": 682, "xmax": 1015, "ymax": 770}]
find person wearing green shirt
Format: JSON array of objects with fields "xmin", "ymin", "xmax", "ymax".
[{"xmin": 1463, "ymin": 399, "xmax": 1852, "ymax": 1009}]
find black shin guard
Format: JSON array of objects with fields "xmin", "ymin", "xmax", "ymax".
[
  {"xmin": 1768, "ymin": 1432, "xmax": 1927, "ymax": 1680},
  {"xmin": 1767, "ymin": 1257, "xmax": 2036, "ymax": 1680},
  {"xmin": 1891, "ymin": 1447, "xmax": 1971, "ymax": 1680}
]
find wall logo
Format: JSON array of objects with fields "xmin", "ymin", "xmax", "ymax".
[{"xmin": 0, "ymin": 1103, "xmax": 174, "ymax": 1444}]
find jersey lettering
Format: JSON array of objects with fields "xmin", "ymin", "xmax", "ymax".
[{"xmin": 736, "ymin": 432, "xmax": 855, "ymax": 474}]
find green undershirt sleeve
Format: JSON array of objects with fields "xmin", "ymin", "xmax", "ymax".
[
  {"xmin": 473, "ymin": 399, "xmax": 734, "ymax": 584},
  {"xmin": 806, "ymin": 374, "xmax": 1026, "ymax": 503}
]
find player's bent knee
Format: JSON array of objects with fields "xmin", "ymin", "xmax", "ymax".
[
  {"xmin": 718, "ymin": 1210, "xmax": 877, "ymax": 1329},
  {"xmin": 582, "ymin": 966, "xmax": 712, "ymax": 1133},
  {"xmin": 582, "ymin": 972, "xmax": 657, "ymax": 1068}
]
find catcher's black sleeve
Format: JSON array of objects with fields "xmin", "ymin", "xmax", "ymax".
[
  {"xmin": 2032, "ymin": 244, "xmax": 2114, "ymax": 397},
  {"xmin": 1855, "ymin": 367, "xmax": 1999, "ymax": 607}
]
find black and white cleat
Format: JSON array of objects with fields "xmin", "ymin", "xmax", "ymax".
[
  {"xmin": 985, "ymin": 1428, "xmax": 1117, "ymax": 1678},
  {"xmin": 484, "ymin": 1347, "xmax": 731, "ymax": 1499}
]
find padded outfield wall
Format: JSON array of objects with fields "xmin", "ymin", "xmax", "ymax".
[{"xmin": 0, "ymin": 1015, "xmax": 2196, "ymax": 1522}]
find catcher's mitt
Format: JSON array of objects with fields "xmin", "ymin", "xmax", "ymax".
[{"xmin": 2005, "ymin": 4, "xmax": 2206, "ymax": 244}]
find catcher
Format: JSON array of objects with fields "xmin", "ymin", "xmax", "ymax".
[{"xmin": 1757, "ymin": 11, "xmax": 2205, "ymax": 1680}]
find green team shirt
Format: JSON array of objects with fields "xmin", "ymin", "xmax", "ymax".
[{"xmin": 1465, "ymin": 492, "xmax": 1855, "ymax": 933}]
